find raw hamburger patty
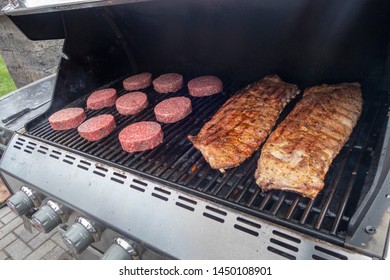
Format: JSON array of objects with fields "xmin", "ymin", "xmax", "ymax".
[
  {"xmin": 153, "ymin": 73, "xmax": 183, "ymax": 93},
  {"xmin": 123, "ymin": 72, "xmax": 152, "ymax": 91},
  {"xmin": 154, "ymin": 96, "xmax": 192, "ymax": 123},
  {"xmin": 49, "ymin": 107, "xmax": 86, "ymax": 131},
  {"xmin": 77, "ymin": 114, "xmax": 116, "ymax": 142},
  {"xmin": 119, "ymin": 121, "xmax": 163, "ymax": 152},
  {"xmin": 116, "ymin": 92, "xmax": 149, "ymax": 115},
  {"xmin": 187, "ymin": 75, "xmax": 223, "ymax": 97},
  {"xmin": 87, "ymin": 88, "xmax": 117, "ymax": 110}
]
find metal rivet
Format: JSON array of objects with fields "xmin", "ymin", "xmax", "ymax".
[{"xmin": 365, "ymin": 225, "xmax": 376, "ymax": 235}]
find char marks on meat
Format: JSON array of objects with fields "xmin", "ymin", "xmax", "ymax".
[
  {"xmin": 255, "ymin": 82, "xmax": 363, "ymax": 199},
  {"xmin": 188, "ymin": 75, "xmax": 299, "ymax": 171}
]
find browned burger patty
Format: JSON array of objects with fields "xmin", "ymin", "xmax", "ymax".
[
  {"xmin": 119, "ymin": 121, "xmax": 163, "ymax": 152},
  {"xmin": 255, "ymin": 82, "xmax": 362, "ymax": 199},
  {"xmin": 116, "ymin": 92, "xmax": 149, "ymax": 115},
  {"xmin": 154, "ymin": 96, "xmax": 192, "ymax": 123},
  {"xmin": 48, "ymin": 107, "xmax": 86, "ymax": 131},
  {"xmin": 188, "ymin": 75, "xmax": 299, "ymax": 172},
  {"xmin": 187, "ymin": 75, "xmax": 223, "ymax": 97},
  {"xmin": 86, "ymin": 88, "xmax": 117, "ymax": 110},
  {"xmin": 77, "ymin": 114, "xmax": 116, "ymax": 142},
  {"xmin": 153, "ymin": 73, "xmax": 183, "ymax": 93},
  {"xmin": 123, "ymin": 72, "xmax": 152, "ymax": 91}
]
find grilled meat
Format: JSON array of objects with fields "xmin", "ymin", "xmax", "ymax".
[
  {"xmin": 188, "ymin": 75, "xmax": 299, "ymax": 171},
  {"xmin": 255, "ymin": 82, "xmax": 363, "ymax": 199}
]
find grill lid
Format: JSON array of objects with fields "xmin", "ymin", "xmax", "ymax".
[{"xmin": 1, "ymin": 0, "xmax": 144, "ymax": 15}]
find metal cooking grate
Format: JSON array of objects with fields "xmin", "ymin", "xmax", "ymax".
[{"xmin": 26, "ymin": 78, "xmax": 388, "ymax": 245}]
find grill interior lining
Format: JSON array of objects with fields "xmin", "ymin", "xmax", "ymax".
[{"xmin": 26, "ymin": 77, "xmax": 389, "ymax": 245}]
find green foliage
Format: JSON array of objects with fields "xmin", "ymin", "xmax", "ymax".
[{"xmin": 0, "ymin": 54, "xmax": 16, "ymax": 97}]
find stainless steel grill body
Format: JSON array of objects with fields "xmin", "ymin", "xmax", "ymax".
[{"xmin": 1, "ymin": 0, "xmax": 389, "ymax": 259}]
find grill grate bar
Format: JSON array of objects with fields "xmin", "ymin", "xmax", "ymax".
[
  {"xmin": 224, "ymin": 162, "xmax": 258, "ymax": 201},
  {"xmin": 330, "ymin": 105, "xmax": 381, "ymax": 234},
  {"xmin": 245, "ymin": 188, "xmax": 261, "ymax": 207},
  {"xmin": 198, "ymin": 172, "xmax": 222, "ymax": 193},
  {"xmin": 258, "ymin": 192, "xmax": 273, "ymax": 211},
  {"xmin": 300, "ymin": 199, "xmax": 314, "ymax": 224},
  {"xmin": 313, "ymin": 103, "xmax": 373, "ymax": 230},
  {"xmin": 271, "ymin": 193, "xmax": 286, "ymax": 215},
  {"xmin": 285, "ymin": 196, "xmax": 300, "ymax": 219},
  {"xmin": 149, "ymin": 99, "xmax": 227, "ymax": 176},
  {"xmin": 175, "ymin": 153, "xmax": 205, "ymax": 185},
  {"xmin": 162, "ymin": 149, "xmax": 199, "ymax": 180},
  {"xmin": 30, "ymin": 123, "xmax": 52, "ymax": 137}
]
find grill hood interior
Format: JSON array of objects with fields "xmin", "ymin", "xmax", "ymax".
[{"xmin": 7, "ymin": 0, "xmax": 390, "ymax": 113}]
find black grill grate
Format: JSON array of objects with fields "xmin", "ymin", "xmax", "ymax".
[{"xmin": 26, "ymin": 78, "xmax": 389, "ymax": 245}]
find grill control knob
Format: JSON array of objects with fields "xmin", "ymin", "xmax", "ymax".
[
  {"xmin": 6, "ymin": 186, "xmax": 40, "ymax": 215},
  {"xmin": 101, "ymin": 237, "xmax": 139, "ymax": 260},
  {"xmin": 62, "ymin": 217, "xmax": 100, "ymax": 255},
  {"xmin": 31, "ymin": 200, "xmax": 67, "ymax": 233}
]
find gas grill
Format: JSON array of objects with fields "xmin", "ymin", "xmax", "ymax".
[{"xmin": 1, "ymin": 0, "xmax": 389, "ymax": 260}]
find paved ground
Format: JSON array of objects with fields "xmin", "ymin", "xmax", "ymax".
[
  {"xmin": 0, "ymin": 205, "xmax": 75, "ymax": 260},
  {"xmin": 0, "ymin": 171, "xmax": 74, "ymax": 260}
]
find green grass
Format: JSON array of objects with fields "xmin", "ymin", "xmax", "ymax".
[{"xmin": 0, "ymin": 54, "xmax": 16, "ymax": 97}]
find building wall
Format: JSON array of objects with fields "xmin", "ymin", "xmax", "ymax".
[{"xmin": 0, "ymin": 15, "xmax": 63, "ymax": 88}]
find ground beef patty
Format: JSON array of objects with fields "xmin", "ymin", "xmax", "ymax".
[
  {"xmin": 187, "ymin": 75, "xmax": 223, "ymax": 97},
  {"xmin": 49, "ymin": 107, "xmax": 86, "ymax": 130},
  {"xmin": 153, "ymin": 73, "xmax": 183, "ymax": 93},
  {"xmin": 154, "ymin": 96, "xmax": 192, "ymax": 123},
  {"xmin": 87, "ymin": 88, "xmax": 117, "ymax": 110},
  {"xmin": 119, "ymin": 121, "xmax": 163, "ymax": 152},
  {"xmin": 77, "ymin": 114, "xmax": 116, "ymax": 142},
  {"xmin": 123, "ymin": 72, "xmax": 152, "ymax": 91},
  {"xmin": 116, "ymin": 92, "xmax": 149, "ymax": 115}
]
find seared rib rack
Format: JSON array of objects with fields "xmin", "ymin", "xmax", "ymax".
[
  {"xmin": 188, "ymin": 75, "xmax": 299, "ymax": 171},
  {"xmin": 255, "ymin": 83, "xmax": 363, "ymax": 199}
]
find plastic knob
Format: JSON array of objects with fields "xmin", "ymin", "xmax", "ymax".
[
  {"xmin": 61, "ymin": 217, "xmax": 100, "ymax": 255},
  {"xmin": 31, "ymin": 200, "xmax": 65, "ymax": 233},
  {"xmin": 6, "ymin": 186, "xmax": 38, "ymax": 215},
  {"xmin": 101, "ymin": 237, "xmax": 139, "ymax": 260}
]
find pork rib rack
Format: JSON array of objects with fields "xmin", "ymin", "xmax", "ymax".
[
  {"xmin": 255, "ymin": 82, "xmax": 363, "ymax": 199},
  {"xmin": 188, "ymin": 75, "xmax": 299, "ymax": 172}
]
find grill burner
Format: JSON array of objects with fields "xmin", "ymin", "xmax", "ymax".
[{"xmin": 26, "ymin": 78, "xmax": 389, "ymax": 246}]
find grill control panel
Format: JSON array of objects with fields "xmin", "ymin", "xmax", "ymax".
[
  {"xmin": 31, "ymin": 200, "xmax": 68, "ymax": 233},
  {"xmin": 4, "ymin": 184, "xmax": 156, "ymax": 259},
  {"xmin": 62, "ymin": 217, "xmax": 101, "ymax": 255},
  {"xmin": 6, "ymin": 186, "xmax": 40, "ymax": 215},
  {"xmin": 101, "ymin": 237, "xmax": 139, "ymax": 260}
]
